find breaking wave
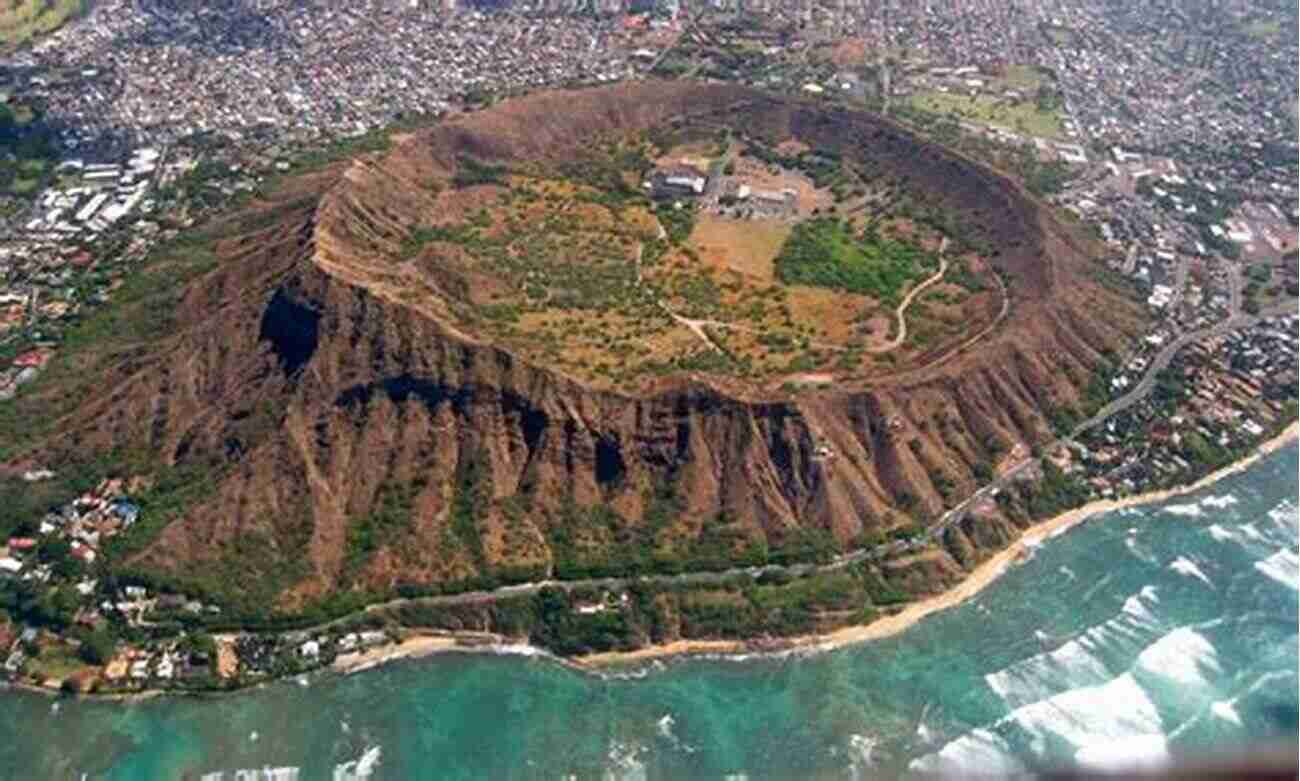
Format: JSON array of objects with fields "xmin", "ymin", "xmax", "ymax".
[
  {"xmin": 603, "ymin": 740, "xmax": 647, "ymax": 781},
  {"xmin": 846, "ymin": 732, "xmax": 879, "ymax": 776},
  {"xmin": 907, "ymin": 728, "xmax": 1023, "ymax": 776},
  {"xmin": 200, "ymin": 768, "xmax": 300, "ymax": 780},
  {"xmin": 1073, "ymin": 734, "xmax": 1170, "ymax": 773},
  {"xmin": 1199, "ymin": 494, "xmax": 1239, "ymax": 509},
  {"xmin": 1207, "ymin": 524, "xmax": 1234, "ymax": 543},
  {"xmin": 1133, "ymin": 627, "xmax": 1220, "ymax": 689},
  {"xmin": 939, "ymin": 590, "xmax": 1238, "ymax": 775},
  {"xmin": 1162, "ymin": 502, "xmax": 1202, "ymax": 517},
  {"xmin": 333, "ymin": 745, "xmax": 381, "ymax": 781},
  {"xmin": 1211, "ymin": 700, "xmax": 1242, "ymax": 726},
  {"xmin": 1267, "ymin": 500, "xmax": 1298, "ymax": 531},
  {"xmin": 1168, "ymin": 556, "xmax": 1214, "ymax": 587},
  {"xmin": 654, "ymin": 713, "xmax": 696, "ymax": 754},
  {"xmin": 1254, "ymin": 549, "xmax": 1300, "ymax": 591}
]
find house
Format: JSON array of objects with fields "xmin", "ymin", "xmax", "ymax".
[
  {"xmin": 359, "ymin": 631, "xmax": 388, "ymax": 647},
  {"xmin": 11, "ymin": 351, "xmax": 49, "ymax": 369},
  {"xmin": 156, "ymin": 656, "xmax": 175, "ymax": 679},
  {"xmin": 156, "ymin": 593, "xmax": 186, "ymax": 611},
  {"xmin": 0, "ymin": 558, "xmax": 21, "ymax": 574},
  {"xmin": 6, "ymin": 538, "xmax": 36, "ymax": 551},
  {"xmin": 649, "ymin": 165, "xmax": 707, "ymax": 198},
  {"xmin": 299, "ymin": 640, "xmax": 320, "ymax": 659}
]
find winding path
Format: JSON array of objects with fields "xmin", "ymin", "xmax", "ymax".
[{"xmin": 865, "ymin": 237, "xmax": 950, "ymax": 354}]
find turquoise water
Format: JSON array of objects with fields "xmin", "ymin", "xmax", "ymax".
[{"xmin": 2, "ymin": 446, "xmax": 1297, "ymax": 780}]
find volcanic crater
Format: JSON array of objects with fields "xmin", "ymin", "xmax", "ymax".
[{"xmin": 8, "ymin": 81, "xmax": 1145, "ymax": 609}]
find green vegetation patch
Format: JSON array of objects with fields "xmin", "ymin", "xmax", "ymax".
[
  {"xmin": 452, "ymin": 155, "xmax": 507, "ymax": 189},
  {"xmin": 0, "ymin": 101, "xmax": 59, "ymax": 198},
  {"xmin": 341, "ymin": 479, "xmax": 425, "ymax": 583},
  {"xmin": 0, "ymin": 0, "xmax": 85, "ymax": 49},
  {"xmin": 773, "ymin": 218, "xmax": 928, "ymax": 305}
]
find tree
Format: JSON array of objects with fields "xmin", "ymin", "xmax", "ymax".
[
  {"xmin": 179, "ymin": 631, "xmax": 217, "ymax": 660},
  {"xmin": 77, "ymin": 631, "xmax": 116, "ymax": 666}
]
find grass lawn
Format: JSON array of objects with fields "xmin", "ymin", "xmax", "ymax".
[
  {"xmin": 689, "ymin": 215, "xmax": 791, "ymax": 282},
  {"xmin": 1239, "ymin": 18, "xmax": 1282, "ymax": 39},
  {"xmin": 1043, "ymin": 25, "xmax": 1073, "ymax": 45},
  {"xmin": 909, "ymin": 89, "xmax": 1063, "ymax": 139},
  {"xmin": 27, "ymin": 645, "xmax": 90, "ymax": 681},
  {"xmin": 996, "ymin": 64, "xmax": 1046, "ymax": 91},
  {"xmin": 10, "ymin": 176, "xmax": 39, "ymax": 194},
  {"xmin": 0, "ymin": 0, "xmax": 84, "ymax": 49}
]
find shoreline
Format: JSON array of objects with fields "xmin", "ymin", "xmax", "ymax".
[
  {"xmin": 326, "ymin": 420, "xmax": 1299, "ymax": 674},
  {"xmin": 11, "ymin": 421, "xmax": 1297, "ymax": 698},
  {"xmin": 577, "ymin": 419, "xmax": 1300, "ymax": 667}
]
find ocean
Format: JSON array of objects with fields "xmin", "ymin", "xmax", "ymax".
[{"xmin": 2, "ymin": 445, "xmax": 1296, "ymax": 780}]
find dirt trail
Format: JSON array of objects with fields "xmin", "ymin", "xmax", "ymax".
[
  {"xmin": 865, "ymin": 237, "xmax": 949, "ymax": 354},
  {"xmin": 634, "ymin": 227, "xmax": 726, "ymax": 353}
]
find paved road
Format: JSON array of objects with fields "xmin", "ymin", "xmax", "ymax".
[
  {"xmin": 1122, "ymin": 243, "xmax": 1138, "ymax": 274},
  {"xmin": 1071, "ymin": 307, "xmax": 1283, "ymax": 436},
  {"xmin": 1227, "ymin": 264, "xmax": 1243, "ymax": 317},
  {"xmin": 925, "ymin": 301, "xmax": 1294, "ymax": 541}
]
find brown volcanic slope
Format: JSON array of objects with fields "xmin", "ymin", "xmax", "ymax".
[{"xmin": 19, "ymin": 82, "xmax": 1144, "ymax": 609}]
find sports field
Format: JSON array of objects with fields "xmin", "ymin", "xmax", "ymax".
[{"xmin": 909, "ymin": 89, "xmax": 1063, "ymax": 139}]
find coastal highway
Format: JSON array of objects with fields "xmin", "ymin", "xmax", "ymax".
[
  {"xmin": 311, "ymin": 304, "xmax": 1294, "ymax": 631},
  {"xmin": 921, "ymin": 300, "xmax": 1295, "ymax": 545}
]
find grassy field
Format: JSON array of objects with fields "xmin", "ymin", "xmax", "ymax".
[
  {"xmin": 995, "ymin": 64, "xmax": 1047, "ymax": 91},
  {"xmin": 1239, "ymin": 18, "xmax": 1283, "ymax": 39},
  {"xmin": 908, "ymin": 89, "xmax": 1063, "ymax": 139},
  {"xmin": 0, "ymin": 0, "xmax": 83, "ymax": 49},
  {"xmin": 26, "ymin": 644, "xmax": 90, "ymax": 682},
  {"xmin": 1043, "ymin": 25, "xmax": 1073, "ymax": 46},
  {"xmin": 688, "ymin": 215, "xmax": 791, "ymax": 282}
]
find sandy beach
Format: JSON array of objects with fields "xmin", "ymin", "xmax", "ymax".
[
  {"xmin": 332, "ymin": 635, "xmax": 463, "ymax": 674},
  {"xmin": 321, "ymin": 421, "xmax": 1297, "ymax": 674}
]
